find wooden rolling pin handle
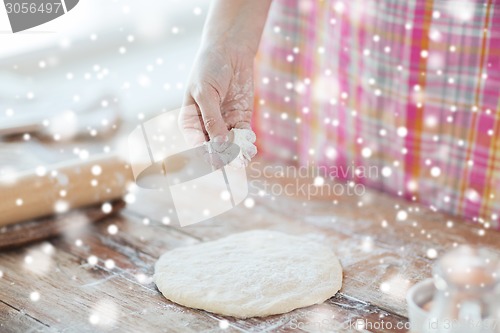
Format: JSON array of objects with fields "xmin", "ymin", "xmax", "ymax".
[
  {"xmin": 0, "ymin": 154, "xmax": 134, "ymax": 227},
  {"xmin": 0, "ymin": 200, "xmax": 126, "ymax": 249}
]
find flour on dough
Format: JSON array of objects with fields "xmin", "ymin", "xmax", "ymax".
[{"xmin": 154, "ymin": 230, "xmax": 343, "ymax": 318}]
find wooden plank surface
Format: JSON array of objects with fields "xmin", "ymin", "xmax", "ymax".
[
  {"xmin": 0, "ymin": 301, "xmax": 50, "ymax": 333},
  {"xmin": 1, "ymin": 158, "xmax": 499, "ymax": 333}
]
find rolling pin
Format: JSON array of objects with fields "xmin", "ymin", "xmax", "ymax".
[
  {"xmin": 0, "ymin": 200, "xmax": 126, "ymax": 249},
  {"xmin": 0, "ymin": 154, "xmax": 133, "ymax": 227}
]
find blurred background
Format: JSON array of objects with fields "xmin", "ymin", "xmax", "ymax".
[{"xmin": 0, "ymin": 0, "xmax": 209, "ymax": 163}]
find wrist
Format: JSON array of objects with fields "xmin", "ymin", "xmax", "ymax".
[
  {"xmin": 200, "ymin": 0, "xmax": 271, "ymax": 56},
  {"xmin": 201, "ymin": 30, "xmax": 259, "ymax": 56}
]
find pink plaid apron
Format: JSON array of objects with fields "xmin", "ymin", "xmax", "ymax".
[{"xmin": 254, "ymin": 0, "xmax": 500, "ymax": 229}]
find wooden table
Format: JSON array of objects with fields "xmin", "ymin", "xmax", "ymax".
[{"xmin": 1, "ymin": 157, "xmax": 499, "ymax": 333}]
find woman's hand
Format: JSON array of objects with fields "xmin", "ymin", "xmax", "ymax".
[
  {"xmin": 180, "ymin": 45, "xmax": 254, "ymax": 147},
  {"xmin": 178, "ymin": 0, "xmax": 271, "ymax": 147}
]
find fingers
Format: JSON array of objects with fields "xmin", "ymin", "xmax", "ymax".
[
  {"xmin": 179, "ymin": 95, "xmax": 208, "ymax": 147},
  {"xmin": 229, "ymin": 128, "xmax": 257, "ymax": 168},
  {"xmin": 242, "ymin": 128, "xmax": 256, "ymax": 143},
  {"xmin": 242, "ymin": 143, "xmax": 257, "ymax": 160},
  {"xmin": 224, "ymin": 109, "xmax": 253, "ymax": 132},
  {"xmin": 192, "ymin": 85, "xmax": 229, "ymax": 142},
  {"xmin": 180, "ymin": 84, "xmax": 256, "ymax": 159}
]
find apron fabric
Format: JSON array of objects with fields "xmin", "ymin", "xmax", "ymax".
[{"xmin": 254, "ymin": 0, "xmax": 500, "ymax": 229}]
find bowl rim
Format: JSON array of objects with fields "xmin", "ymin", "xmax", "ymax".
[{"xmin": 406, "ymin": 278, "xmax": 435, "ymax": 316}]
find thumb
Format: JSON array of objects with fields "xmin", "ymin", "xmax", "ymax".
[{"xmin": 193, "ymin": 86, "xmax": 229, "ymax": 142}]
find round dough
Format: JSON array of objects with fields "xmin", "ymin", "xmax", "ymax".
[{"xmin": 154, "ymin": 230, "xmax": 343, "ymax": 318}]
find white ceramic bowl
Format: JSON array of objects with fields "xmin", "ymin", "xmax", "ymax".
[{"xmin": 406, "ymin": 278, "xmax": 435, "ymax": 332}]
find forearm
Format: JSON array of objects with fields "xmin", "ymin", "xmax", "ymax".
[{"xmin": 201, "ymin": 0, "xmax": 272, "ymax": 54}]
